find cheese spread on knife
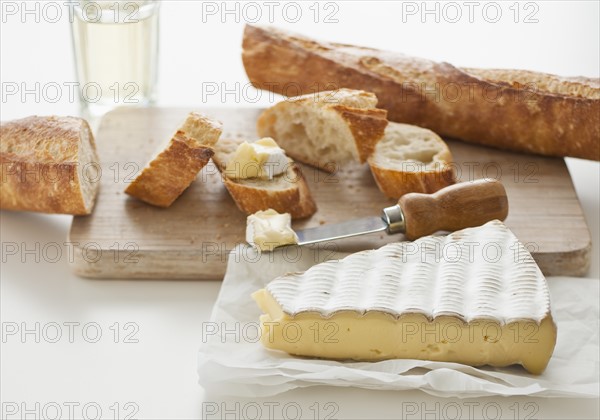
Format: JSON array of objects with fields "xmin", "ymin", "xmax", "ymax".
[
  {"xmin": 246, "ymin": 209, "xmax": 298, "ymax": 251},
  {"xmin": 253, "ymin": 220, "xmax": 557, "ymax": 374}
]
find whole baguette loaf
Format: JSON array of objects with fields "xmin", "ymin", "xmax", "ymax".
[
  {"xmin": 243, "ymin": 25, "xmax": 600, "ymax": 161},
  {"xmin": 0, "ymin": 116, "xmax": 99, "ymax": 215}
]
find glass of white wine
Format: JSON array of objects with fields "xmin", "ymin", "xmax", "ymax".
[{"xmin": 70, "ymin": 0, "xmax": 160, "ymax": 118}]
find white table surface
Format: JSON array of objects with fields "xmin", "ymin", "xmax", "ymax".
[{"xmin": 1, "ymin": 1, "xmax": 599, "ymax": 418}]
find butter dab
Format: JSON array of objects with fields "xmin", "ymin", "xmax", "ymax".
[
  {"xmin": 225, "ymin": 137, "xmax": 289, "ymax": 180},
  {"xmin": 246, "ymin": 209, "xmax": 298, "ymax": 252}
]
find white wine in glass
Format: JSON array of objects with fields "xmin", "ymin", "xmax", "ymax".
[{"xmin": 70, "ymin": 1, "xmax": 160, "ymax": 118}]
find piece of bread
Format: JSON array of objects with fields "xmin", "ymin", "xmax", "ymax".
[
  {"xmin": 367, "ymin": 123, "xmax": 456, "ymax": 199},
  {"xmin": 125, "ymin": 112, "xmax": 221, "ymax": 207},
  {"xmin": 243, "ymin": 25, "xmax": 600, "ymax": 161},
  {"xmin": 0, "ymin": 116, "xmax": 99, "ymax": 215},
  {"xmin": 256, "ymin": 89, "xmax": 388, "ymax": 172},
  {"xmin": 212, "ymin": 135, "xmax": 317, "ymax": 219}
]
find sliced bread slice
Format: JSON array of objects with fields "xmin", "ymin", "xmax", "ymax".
[
  {"xmin": 213, "ymin": 135, "xmax": 317, "ymax": 219},
  {"xmin": 256, "ymin": 89, "xmax": 388, "ymax": 172},
  {"xmin": 125, "ymin": 112, "xmax": 222, "ymax": 207},
  {"xmin": 367, "ymin": 123, "xmax": 456, "ymax": 199}
]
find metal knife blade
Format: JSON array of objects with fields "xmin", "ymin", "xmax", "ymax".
[
  {"xmin": 288, "ymin": 179, "xmax": 508, "ymax": 248},
  {"xmin": 296, "ymin": 216, "xmax": 389, "ymax": 246}
]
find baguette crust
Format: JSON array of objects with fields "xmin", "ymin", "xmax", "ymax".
[
  {"xmin": 0, "ymin": 116, "xmax": 99, "ymax": 215},
  {"xmin": 125, "ymin": 132, "xmax": 214, "ymax": 207},
  {"xmin": 368, "ymin": 124, "xmax": 456, "ymax": 199},
  {"xmin": 222, "ymin": 164, "xmax": 316, "ymax": 219},
  {"xmin": 213, "ymin": 136, "xmax": 317, "ymax": 219},
  {"xmin": 370, "ymin": 164, "xmax": 454, "ymax": 199},
  {"xmin": 243, "ymin": 25, "xmax": 600, "ymax": 161},
  {"xmin": 332, "ymin": 105, "xmax": 388, "ymax": 163},
  {"xmin": 125, "ymin": 113, "xmax": 221, "ymax": 207}
]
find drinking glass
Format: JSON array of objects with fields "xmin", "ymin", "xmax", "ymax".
[{"xmin": 70, "ymin": 0, "xmax": 160, "ymax": 118}]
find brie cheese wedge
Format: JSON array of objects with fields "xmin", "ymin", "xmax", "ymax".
[{"xmin": 253, "ymin": 220, "xmax": 557, "ymax": 374}]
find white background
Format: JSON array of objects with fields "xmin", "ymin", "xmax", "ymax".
[{"xmin": 1, "ymin": 1, "xmax": 599, "ymax": 419}]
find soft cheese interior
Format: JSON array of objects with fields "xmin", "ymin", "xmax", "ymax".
[
  {"xmin": 225, "ymin": 137, "xmax": 289, "ymax": 180},
  {"xmin": 252, "ymin": 220, "xmax": 557, "ymax": 374},
  {"xmin": 246, "ymin": 209, "xmax": 298, "ymax": 251}
]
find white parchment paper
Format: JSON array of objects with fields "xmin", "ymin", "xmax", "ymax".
[{"xmin": 198, "ymin": 245, "xmax": 599, "ymax": 398}]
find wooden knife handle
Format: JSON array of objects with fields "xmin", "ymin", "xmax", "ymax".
[{"xmin": 399, "ymin": 178, "xmax": 509, "ymax": 240}]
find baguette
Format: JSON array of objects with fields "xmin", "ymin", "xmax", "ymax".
[
  {"xmin": 212, "ymin": 135, "xmax": 316, "ymax": 219},
  {"xmin": 243, "ymin": 25, "xmax": 600, "ymax": 161},
  {"xmin": 0, "ymin": 116, "xmax": 99, "ymax": 215},
  {"xmin": 125, "ymin": 112, "xmax": 221, "ymax": 207},
  {"xmin": 257, "ymin": 89, "xmax": 388, "ymax": 171},
  {"xmin": 367, "ymin": 123, "xmax": 455, "ymax": 198}
]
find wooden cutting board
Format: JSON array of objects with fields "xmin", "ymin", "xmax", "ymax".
[{"xmin": 69, "ymin": 107, "xmax": 591, "ymax": 279}]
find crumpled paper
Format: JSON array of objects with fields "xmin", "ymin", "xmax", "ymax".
[{"xmin": 198, "ymin": 244, "xmax": 599, "ymax": 398}]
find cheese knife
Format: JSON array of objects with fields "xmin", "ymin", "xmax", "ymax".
[{"xmin": 295, "ymin": 178, "xmax": 508, "ymax": 245}]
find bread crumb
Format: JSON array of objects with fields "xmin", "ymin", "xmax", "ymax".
[{"xmin": 319, "ymin": 220, "xmax": 326, "ymax": 225}]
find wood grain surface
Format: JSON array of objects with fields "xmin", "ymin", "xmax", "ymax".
[{"xmin": 69, "ymin": 107, "xmax": 591, "ymax": 279}]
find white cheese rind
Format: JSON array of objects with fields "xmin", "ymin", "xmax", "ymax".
[{"xmin": 264, "ymin": 220, "xmax": 551, "ymax": 324}]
